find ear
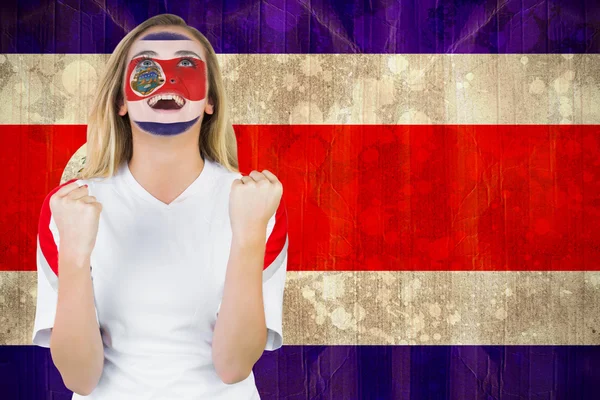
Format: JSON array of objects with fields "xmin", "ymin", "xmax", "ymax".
[
  {"xmin": 117, "ymin": 96, "xmax": 128, "ymax": 116},
  {"xmin": 204, "ymin": 97, "xmax": 214, "ymax": 115}
]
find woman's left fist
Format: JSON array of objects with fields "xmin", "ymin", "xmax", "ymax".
[{"xmin": 229, "ymin": 170, "xmax": 283, "ymax": 238}]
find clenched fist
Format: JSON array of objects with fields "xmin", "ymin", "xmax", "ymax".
[
  {"xmin": 49, "ymin": 182, "xmax": 103, "ymax": 264},
  {"xmin": 229, "ymin": 170, "xmax": 283, "ymax": 239}
]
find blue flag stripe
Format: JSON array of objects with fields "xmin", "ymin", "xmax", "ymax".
[
  {"xmin": 1, "ymin": 346, "xmax": 599, "ymax": 399},
  {"xmin": 0, "ymin": 0, "xmax": 598, "ymax": 54}
]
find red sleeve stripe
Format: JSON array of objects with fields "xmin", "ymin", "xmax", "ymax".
[
  {"xmin": 264, "ymin": 196, "xmax": 288, "ymax": 273},
  {"xmin": 38, "ymin": 179, "xmax": 79, "ymax": 277}
]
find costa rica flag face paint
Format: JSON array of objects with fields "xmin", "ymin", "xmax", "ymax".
[
  {"xmin": 122, "ymin": 31, "xmax": 210, "ymax": 136},
  {"xmin": 128, "ymin": 58, "xmax": 165, "ymax": 96},
  {"xmin": 125, "ymin": 56, "xmax": 207, "ymax": 101}
]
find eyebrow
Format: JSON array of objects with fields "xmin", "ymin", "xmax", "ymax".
[
  {"xmin": 131, "ymin": 50, "xmax": 158, "ymax": 60},
  {"xmin": 174, "ymin": 50, "xmax": 203, "ymax": 60},
  {"xmin": 130, "ymin": 50, "xmax": 203, "ymax": 61}
]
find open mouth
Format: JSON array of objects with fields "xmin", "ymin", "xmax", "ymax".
[{"xmin": 147, "ymin": 94, "xmax": 186, "ymax": 110}]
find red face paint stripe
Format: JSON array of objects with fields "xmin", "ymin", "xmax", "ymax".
[{"xmin": 125, "ymin": 57, "xmax": 207, "ymax": 101}]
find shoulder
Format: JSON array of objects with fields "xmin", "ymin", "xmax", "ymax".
[
  {"xmin": 38, "ymin": 176, "xmax": 109, "ymax": 238},
  {"xmin": 210, "ymin": 159, "xmax": 242, "ymax": 179},
  {"xmin": 39, "ymin": 178, "xmax": 81, "ymax": 217},
  {"xmin": 39, "ymin": 176, "xmax": 105, "ymax": 213},
  {"xmin": 209, "ymin": 160, "xmax": 242, "ymax": 196}
]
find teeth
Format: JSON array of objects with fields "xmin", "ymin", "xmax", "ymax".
[{"xmin": 148, "ymin": 94, "xmax": 185, "ymax": 107}]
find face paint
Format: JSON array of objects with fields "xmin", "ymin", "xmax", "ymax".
[
  {"xmin": 123, "ymin": 36, "xmax": 209, "ymax": 137},
  {"xmin": 134, "ymin": 117, "xmax": 200, "ymax": 136},
  {"xmin": 125, "ymin": 57, "xmax": 206, "ymax": 101},
  {"xmin": 140, "ymin": 32, "xmax": 192, "ymax": 40},
  {"xmin": 129, "ymin": 58, "xmax": 165, "ymax": 96}
]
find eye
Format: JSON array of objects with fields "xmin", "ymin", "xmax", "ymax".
[
  {"xmin": 136, "ymin": 57, "xmax": 155, "ymax": 68},
  {"xmin": 178, "ymin": 58, "xmax": 196, "ymax": 67}
]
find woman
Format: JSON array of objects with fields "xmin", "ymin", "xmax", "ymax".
[{"xmin": 31, "ymin": 14, "xmax": 288, "ymax": 400}]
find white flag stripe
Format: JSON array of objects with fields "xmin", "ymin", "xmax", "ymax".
[
  {"xmin": 2, "ymin": 270, "xmax": 599, "ymax": 346},
  {"xmin": 0, "ymin": 54, "xmax": 598, "ymax": 125}
]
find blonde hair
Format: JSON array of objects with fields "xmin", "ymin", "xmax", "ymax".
[{"xmin": 78, "ymin": 14, "xmax": 239, "ymax": 179}]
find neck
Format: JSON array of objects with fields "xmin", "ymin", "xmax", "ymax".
[{"xmin": 127, "ymin": 124, "xmax": 205, "ymax": 203}]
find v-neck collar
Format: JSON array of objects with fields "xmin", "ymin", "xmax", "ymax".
[{"xmin": 119, "ymin": 156, "xmax": 217, "ymax": 210}]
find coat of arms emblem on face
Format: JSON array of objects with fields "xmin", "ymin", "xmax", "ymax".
[{"xmin": 130, "ymin": 60, "xmax": 165, "ymax": 96}]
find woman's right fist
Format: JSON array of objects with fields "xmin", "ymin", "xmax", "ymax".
[{"xmin": 49, "ymin": 181, "xmax": 103, "ymax": 261}]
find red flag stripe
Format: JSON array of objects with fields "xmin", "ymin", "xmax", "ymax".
[
  {"xmin": 1, "ymin": 125, "xmax": 85, "ymax": 272},
  {"xmin": 2, "ymin": 124, "xmax": 599, "ymax": 272}
]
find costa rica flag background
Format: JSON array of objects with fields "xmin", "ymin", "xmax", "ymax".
[{"xmin": 1, "ymin": 0, "xmax": 600, "ymax": 399}]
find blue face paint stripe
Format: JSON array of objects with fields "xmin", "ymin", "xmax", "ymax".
[
  {"xmin": 141, "ymin": 32, "xmax": 192, "ymax": 41},
  {"xmin": 133, "ymin": 117, "xmax": 200, "ymax": 136}
]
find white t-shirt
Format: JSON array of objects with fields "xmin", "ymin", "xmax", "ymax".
[{"xmin": 32, "ymin": 156, "xmax": 288, "ymax": 400}]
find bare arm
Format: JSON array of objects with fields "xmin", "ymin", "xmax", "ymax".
[
  {"xmin": 212, "ymin": 230, "xmax": 268, "ymax": 384},
  {"xmin": 49, "ymin": 250, "xmax": 104, "ymax": 395}
]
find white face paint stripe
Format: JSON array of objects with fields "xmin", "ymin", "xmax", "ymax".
[
  {"xmin": 128, "ymin": 40, "xmax": 205, "ymax": 59},
  {"xmin": 126, "ymin": 98, "xmax": 204, "ymax": 123}
]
